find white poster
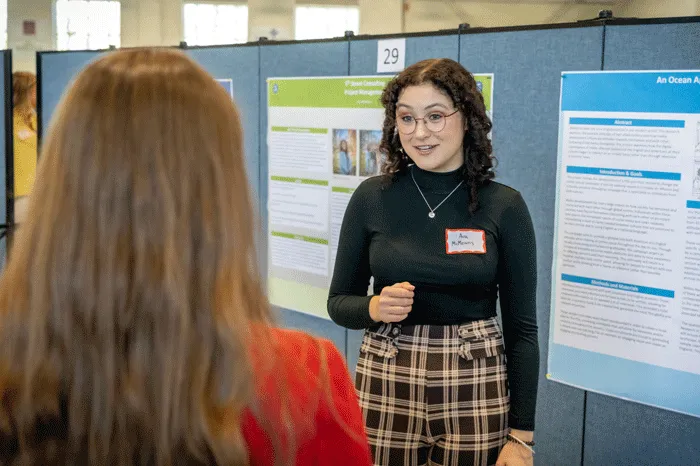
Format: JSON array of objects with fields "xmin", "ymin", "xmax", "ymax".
[
  {"xmin": 549, "ymin": 70, "xmax": 700, "ymax": 418},
  {"xmin": 267, "ymin": 75, "xmax": 494, "ymax": 319}
]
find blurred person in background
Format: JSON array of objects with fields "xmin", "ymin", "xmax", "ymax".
[{"xmin": 12, "ymin": 71, "xmax": 38, "ymax": 224}]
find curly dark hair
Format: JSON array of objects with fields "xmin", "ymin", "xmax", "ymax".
[{"xmin": 378, "ymin": 58, "xmax": 495, "ymax": 213}]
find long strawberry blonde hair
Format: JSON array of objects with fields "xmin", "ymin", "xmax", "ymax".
[{"xmin": 0, "ymin": 48, "xmax": 321, "ymax": 465}]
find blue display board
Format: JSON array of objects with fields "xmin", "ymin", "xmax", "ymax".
[
  {"xmin": 582, "ymin": 20, "xmax": 700, "ymax": 466},
  {"xmin": 349, "ymin": 32, "xmax": 458, "ymax": 76},
  {"xmin": 38, "ymin": 46, "xmax": 261, "ymax": 196},
  {"xmin": 39, "ymin": 51, "xmax": 103, "ymax": 139},
  {"xmin": 186, "ymin": 46, "xmax": 260, "ymax": 196}
]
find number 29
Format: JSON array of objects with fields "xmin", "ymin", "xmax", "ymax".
[{"xmin": 384, "ymin": 47, "xmax": 399, "ymax": 64}]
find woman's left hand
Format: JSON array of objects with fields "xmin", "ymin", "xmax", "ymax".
[{"xmin": 495, "ymin": 441, "xmax": 533, "ymax": 466}]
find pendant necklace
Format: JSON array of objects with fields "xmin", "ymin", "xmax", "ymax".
[{"xmin": 410, "ymin": 166, "xmax": 464, "ymax": 219}]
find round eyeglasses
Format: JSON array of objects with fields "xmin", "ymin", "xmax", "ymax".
[{"xmin": 395, "ymin": 109, "xmax": 459, "ymax": 135}]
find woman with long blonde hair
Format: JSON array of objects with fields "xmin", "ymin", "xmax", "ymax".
[
  {"xmin": 0, "ymin": 48, "xmax": 371, "ymax": 465},
  {"xmin": 12, "ymin": 71, "xmax": 38, "ymax": 223}
]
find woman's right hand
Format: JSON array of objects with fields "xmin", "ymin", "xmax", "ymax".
[{"xmin": 369, "ymin": 282, "xmax": 414, "ymax": 323}]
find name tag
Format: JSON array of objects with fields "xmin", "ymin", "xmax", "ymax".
[{"xmin": 445, "ymin": 229, "xmax": 486, "ymax": 254}]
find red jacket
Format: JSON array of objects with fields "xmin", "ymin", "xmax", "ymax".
[{"xmin": 242, "ymin": 328, "xmax": 372, "ymax": 465}]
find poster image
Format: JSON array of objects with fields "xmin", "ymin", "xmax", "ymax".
[
  {"xmin": 360, "ymin": 130, "xmax": 383, "ymax": 177},
  {"xmin": 332, "ymin": 129, "xmax": 357, "ymax": 176}
]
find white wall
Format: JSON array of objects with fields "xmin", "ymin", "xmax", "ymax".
[
  {"xmin": 7, "ymin": 0, "xmax": 52, "ymax": 72},
  {"xmin": 616, "ymin": 0, "xmax": 700, "ymax": 18},
  {"xmin": 405, "ymin": 1, "xmax": 616, "ymax": 32},
  {"xmin": 249, "ymin": 0, "xmax": 295, "ymax": 41},
  {"xmin": 5, "ymin": 0, "xmax": 700, "ymax": 72},
  {"xmin": 121, "ymin": 0, "xmax": 183, "ymax": 48}
]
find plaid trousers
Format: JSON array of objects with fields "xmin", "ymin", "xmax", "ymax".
[{"xmin": 355, "ymin": 317, "xmax": 510, "ymax": 466}]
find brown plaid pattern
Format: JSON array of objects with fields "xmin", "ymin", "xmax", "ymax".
[{"xmin": 355, "ymin": 317, "xmax": 510, "ymax": 466}]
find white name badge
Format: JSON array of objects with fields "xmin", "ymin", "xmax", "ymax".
[{"xmin": 445, "ymin": 229, "xmax": 486, "ymax": 254}]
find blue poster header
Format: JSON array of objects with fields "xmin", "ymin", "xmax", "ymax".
[
  {"xmin": 570, "ymin": 117, "xmax": 685, "ymax": 128},
  {"xmin": 561, "ymin": 71, "xmax": 700, "ymax": 113},
  {"xmin": 566, "ymin": 166, "xmax": 681, "ymax": 181},
  {"xmin": 561, "ymin": 274, "xmax": 675, "ymax": 298}
]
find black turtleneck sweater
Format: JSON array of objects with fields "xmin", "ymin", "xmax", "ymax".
[{"xmin": 327, "ymin": 164, "xmax": 539, "ymax": 431}]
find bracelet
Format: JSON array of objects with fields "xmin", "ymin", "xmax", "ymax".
[{"xmin": 506, "ymin": 433, "xmax": 535, "ymax": 455}]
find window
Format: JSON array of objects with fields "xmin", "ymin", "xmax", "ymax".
[
  {"xmin": 56, "ymin": 0, "xmax": 121, "ymax": 50},
  {"xmin": 295, "ymin": 6, "xmax": 359, "ymax": 41},
  {"xmin": 0, "ymin": 0, "xmax": 6, "ymax": 48},
  {"xmin": 183, "ymin": 3, "xmax": 248, "ymax": 46}
]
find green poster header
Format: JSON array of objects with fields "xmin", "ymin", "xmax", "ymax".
[
  {"xmin": 270, "ymin": 176, "xmax": 329, "ymax": 186},
  {"xmin": 268, "ymin": 77, "xmax": 392, "ymax": 109},
  {"xmin": 271, "ymin": 231, "xmax": 329, "ymax": 245},
  {"xmin": 271, "ymin": 126, "xmax": 328, "ymax": 134},
  {"xmin": 268, "ymin": 75, "xmax": 493, "ymax": 113},
  {"xmin": 332, "ymin": 187, "xmax": 356, "ymax": 194}
]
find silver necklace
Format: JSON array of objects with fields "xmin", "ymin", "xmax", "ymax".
[{"xmin": 410, "ymin": 166, "xmax": 464, "ymax": 219}]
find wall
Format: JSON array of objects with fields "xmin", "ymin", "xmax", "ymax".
[
  {"xmin": 616, "ymin": 0, "xmax": 700, "ymax": 18},
  {"xmin": 358, "ymin": 0, "xmax": 402, "ymax": 35},
  {"xmin": 121, "ymin": 0, "xmax": 183, "ymax": 48},
  {"xmin": 7, "ymin": 0, "xmax": 51, "ymax": 72},
  {"xmin": 405, "ymin": 1, "xmax": 616, "ymax": 32},
  {"xmin": 6, "ymin": 0, "xmax": 700, "ymax": 72}
]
